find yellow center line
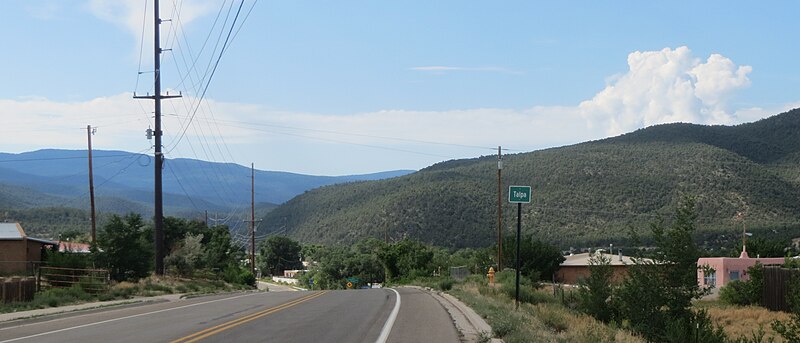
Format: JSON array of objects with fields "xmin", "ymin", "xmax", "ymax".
[{"xmin": 170, "ymin": 291, "xmax": 328, "ymax": 343}]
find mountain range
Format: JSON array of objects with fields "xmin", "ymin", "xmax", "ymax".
[
  {"xmin": 0, "ymin": 150, "xmax": 412, "ymax": 237},
  {"xmin": 5, "ymin": 109, "xmax": 800, "ymax": 249},
  {"xmin": 258, "ymin": 108, "xmax": 800, "ymax": 249}
]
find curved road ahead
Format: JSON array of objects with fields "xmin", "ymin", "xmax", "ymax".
[{"xmin": 0, "ymin": 287, "xmax": 459, "ymax": 343}]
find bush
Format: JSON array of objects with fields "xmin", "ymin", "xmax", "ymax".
[
  {"xmin": 720, "ymin": 280, "xmax": 752, "ymax": 306},
  {"xmin": 438, "ymin": 278, "xmax": 455, "ymax": 291},
  {"xmin": 500, "ymin": 282, "xmax": 551, "ymax": 305},
  {"xmin": 720, "ymin": 263, "xmax": 764, "ymax": 306},
  {"xmin": 663, "ymin": 309, "xmax": 727, "ymax": 343},
  {"xmin": 29, "ymin": 285, "xmax": 93, "ymax": 309},
  {"xmin": 223, "ymin": 265, "xmax": 256, "ymax": 287}
]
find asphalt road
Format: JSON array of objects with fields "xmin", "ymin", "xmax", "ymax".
[{"xmin": 0, "ymin": 287, "xmax": 459, "ymax": 343}]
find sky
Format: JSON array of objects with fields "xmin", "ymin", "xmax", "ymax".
[{"xmin": 1, "ymin": 1, "xmax": 799, "ymax": 176}]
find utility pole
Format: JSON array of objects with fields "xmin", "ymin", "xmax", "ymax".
[
  {"xmin": 251, "ymin": 163, "xmax": 256, "ymax": 277},
  {"xmin": 242, "ymin": 164, "xmax": 263, "ymax": 276},
  {"xmin": 134, "ymin": 0, "xmax": 181, "ymax": 275},
  {"xmin": 87, "ymin": 125, "xmax": 97, "ymax": 244},
  {"xmin": 497, "ymin": 146, "xmax": 503, "ymax": 271}
]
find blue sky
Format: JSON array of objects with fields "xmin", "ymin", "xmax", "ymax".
[{"xmin": 1, "ymin": 1, "xmax": 798, "ymax": 175}]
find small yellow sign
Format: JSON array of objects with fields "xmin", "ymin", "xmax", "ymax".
[{"xmin": 346, "ymin": 282, "xmax": 353, "ymax": 289}]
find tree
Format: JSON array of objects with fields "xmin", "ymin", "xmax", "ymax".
[
  {"xmin": 163, "ymin": 217, "xmax": 206, "ymax": 253},
  {"xmin": 577, "ymin": 253, "xmax": 615, "ymax": 322},
  {"xmin": 378, "ymin": 239, "xmax": 434, "ymax": 281},
  {"xmin": 772, "ymin": 273, "xmax": 800, "ymax": 343},
  {"xmin": 93, "ymin": 213, "xmax": 153, "ymax": 281},
  {"xmin": 615, "ymin": 196, "xmax": 720, "ymax": 342},
  {"xmin": 202, "ymin": 225, "xmax": 240, "ymax": 272},
  {"xmin": 746, "ymin": 238, "xmax": 789, "ymax": 258},
  {"xmin": 164, "ymin": 233, "xmax": 205, "ymax": 277},
  {"xmin": 650, "ymin": 196, "xmax": 705, "ymax": 320},
  {"xmin": 258, "ymin": 236, "xmax": 303, "ymax": 276},
  {"xmin": 501, "ymin": 234, "xmax": 564, "ymax": 281}
]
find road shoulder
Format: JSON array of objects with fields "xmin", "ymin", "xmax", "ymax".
[{"xmin": 404, "ymin": 286, "xmax": 503, "ymax": 343}]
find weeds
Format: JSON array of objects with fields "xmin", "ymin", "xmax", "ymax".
[
  {"xmin": 0, "ymin": 275, "xmax": 252, "ymax": 314},
  {"xmin": 450, "ymin": 282, "xmax": 645, "ymax": 343}
]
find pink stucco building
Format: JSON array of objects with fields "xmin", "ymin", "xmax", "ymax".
[{"xmin": 697, "ymin": 249, "xmax": 784, "ymax": 291}]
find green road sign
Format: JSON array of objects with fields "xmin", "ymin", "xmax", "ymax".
[{"xmin": 508, "ymin": 186, "xmax": 532, "ymax": 203}]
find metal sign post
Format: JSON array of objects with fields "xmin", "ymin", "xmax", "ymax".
[{"xmin": 508, "ymin": 185, "xmax": 531, "ymax": 310}]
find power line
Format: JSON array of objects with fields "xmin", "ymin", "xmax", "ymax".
[{"xmin": 168, "ymin": 0, "xmax": 249, "ymax": 152}]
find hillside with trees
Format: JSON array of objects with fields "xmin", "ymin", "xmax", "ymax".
[{"xmin": 260, "ymin": 108, "xmax": 800, "ymax": 249}]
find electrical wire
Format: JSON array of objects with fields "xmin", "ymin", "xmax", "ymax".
[
  {"xmin": 168, "ymin": 0, "xmax": 248, "ymax": 152},
  {"xmin": 135, "ymin": 0, "xmax": 150, "ymax": 93}
]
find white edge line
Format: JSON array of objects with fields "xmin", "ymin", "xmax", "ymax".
[
  {"xmin": 0, "ymin": 292, "xmax": 264, "ymax": 343},
  {"xmin": 375, "ymin": 288, "xmax": 401, "ymax": 343}
]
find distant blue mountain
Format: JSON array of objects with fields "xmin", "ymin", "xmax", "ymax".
[{"xmin": 0, "ymin": 149, "xmax": 414, "ymax": 214}]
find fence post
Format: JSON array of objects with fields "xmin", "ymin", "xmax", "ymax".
[{"xmin": 11, "ymin": 277, "xmax": 21, "ymax": 302}]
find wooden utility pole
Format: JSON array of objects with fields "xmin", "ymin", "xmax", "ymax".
[
  {"xmin": 134, "ymin": 0, "xmax": 181, "ymax": 275},
  {"xmin": 251, "ymin": 163, "xmax": 256, "ymax": 277},
  {"xmin": 87, "ymin": 125, "xmax": 97, "ymax": 244},
  {"xmin": 497, "ymin": 146, "xmax": 503, "ymax": 271}
]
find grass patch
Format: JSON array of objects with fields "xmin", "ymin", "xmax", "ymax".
[
  {"xmin": 697, "ymin": 299, "xmax": 791, "ymax": 342},
  {"xmin": 450, "ymin": 282, "xmax": 645, "ymax": 343},
  {"xmin": 0, "ymin": 275, "xmax": 253, "ymax": 314},
  {"xmin": 0, "ymin": 285, "xmax": 94, "ymax": 314}
]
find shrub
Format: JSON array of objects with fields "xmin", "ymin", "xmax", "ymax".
[
  {"xmin": 223, "ymin": 265, "xmax": 255, "ymax": 287},
  {"xmin": 31, "ymin": 285, "xmax": 93, "ymax": 309},
  {"xmin": 720, "ymin": 280, "xmax": 751, "ymax": 306},
  {"xmin": 438, "ymin": 278, "xmax": 455, "ymax": 291},
  {"xmin": 720, "ymin": 263, "xmax": 764, "ymax": 306},
  {"xmin": 663, "ymin": 309, "xmax": 727, "ymax": 343}
]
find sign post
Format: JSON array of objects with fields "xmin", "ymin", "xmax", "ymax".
[{"xmin": 508, "ymin": 185, "xmax": 531, "ymax": 310}]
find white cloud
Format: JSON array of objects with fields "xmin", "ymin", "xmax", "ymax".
[
  {"xmin": 1, "ymin": 46, "xmax": 794, "ymax": 174},
  {"xmin": 87, "ymin": 0, "xmax": 216, "ymax": 58},
  {"xmin": 579, "ymin": 46, "xmax": 752, "ymax": 135}
]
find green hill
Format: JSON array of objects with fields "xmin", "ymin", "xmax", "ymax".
[{"xmin": 260, "ymin": 108, "xmax": 800, "ymax": 249}]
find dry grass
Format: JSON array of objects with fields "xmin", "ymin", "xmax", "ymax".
[
  {"xmin": 698, "ymin": 300, "xmax": 791, "ymax": 342},
  {"xmin": 451, "ymin": 282, "xmax": 646, "ymax": 343}
]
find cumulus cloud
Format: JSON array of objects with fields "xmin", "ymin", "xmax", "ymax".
[
  {"xmin": 2, "ymin": 46, "xmax": 791, "ymax": 174},
  {"xmin": 579, "ymin": 46, "xmax": 752, "ymax": 135}
]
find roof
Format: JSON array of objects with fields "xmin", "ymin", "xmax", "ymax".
[
  {"xmin": 560, "ymin": 252, "xmax": 651, "ymax": 267},
  {"xmin": 59, "ymin": 241, "xmax": 92, "ymax": 253},
  {"xmin": 0, "ymin": 223, "xmax": 25, "ymax": 240},
  {"xmin": 0, "ymin": 222, "xmax": 57, "ymax": 245}
]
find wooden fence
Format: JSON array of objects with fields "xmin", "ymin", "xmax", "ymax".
[
  {"xmin": 37, "ymin": 266, "xmax": 110, "ymax": 294},
  {"xmin": 1, "ymin": 277, "xmax": 36, "ymax": 303},
  {"xmin": 762, "ymin": 267, "xmax": 799, "ymax": 312}
]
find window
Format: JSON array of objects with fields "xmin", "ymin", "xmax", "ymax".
[
  {"xmin": 703, "ymin": 270, "xmax": 716, "ymax": 286},
  {"xmin": 730, "ymin": 271, "xmax": 740, "ymax": 281}
]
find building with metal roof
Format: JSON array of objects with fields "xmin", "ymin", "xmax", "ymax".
[
  {"xmin": 554, "ymin": 250, "xmax": 652, "ymax": 285},
  {"xmin": 0, "ymin": 223, "xmax": 57, "ymax": 274}
]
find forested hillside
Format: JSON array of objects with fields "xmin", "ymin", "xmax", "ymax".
[
  {"xmin": 0, "ymin": 150, "xmax": 413, "ymax": 209},
  {"xmin": 260, "ymin": 108, "xmax": 800, "ymax": 249}
]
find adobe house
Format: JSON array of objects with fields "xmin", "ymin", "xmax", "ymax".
[
  {"xmin": 555, "ymin": 250, "xmax": 648, "ymax": 284},
  {"xmin": 0, "ymin": 223, "xmax": 57, "ymax": 274},
  {"xmin": 697, "ymin": 246, "xmax": 784, "ymax": 294}
]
